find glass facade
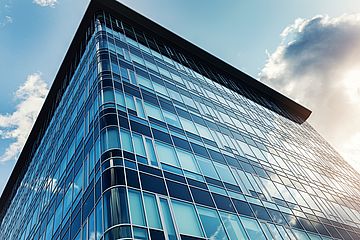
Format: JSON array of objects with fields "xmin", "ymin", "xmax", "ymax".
[{"xmin": 1, "ymin": 2, "xmax": 360, "ymax": 240}]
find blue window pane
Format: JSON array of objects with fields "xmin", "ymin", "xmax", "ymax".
[
  {"xmin": 133, "ymin": 134, "xmax": 146, "ymax": 157},
  {"xmin": 128, "ymin": 190, "xmax": 146, "ymax": 226},
  {"xmin": 155, "ymin": 141, "xmax": 180, "ymax": 167},
  {"xmin": 292, "ymin": 229, "xmax": 311, "ymax": 240},
  {"xmin": 103, "ymin": 89, "xmax": 115, "ymax": 103},
  {"xmin": 239, "ymin": 216, "xmax": 266, "ymax": 240},
  {"xmin": 143, "ymin": 193, "xmax": 162, "ymax": 229},
  {"xmin": 103, "ymin": 187, "xmax": 130, "ymax": 229},
  {"xmin": 95, "ymin": 201, "xmax": 103, "ymax": 240},
  {"xmin": 176, "ymin": 149, "xmax": 200, "ymax": 174},
  {"xmin": 196, "ymin": 156, "xmax": 220, "ymax": 179},
  {"xmin": 145, "ymin": 138, "xmax": 158, "ymax": 166},
  {"xmin": 171, "ymin": 200, "xmax": 203, "ymax": 237},
  {"xmin": 115, "ymin": 90, "xmax": 125, "ymax": 107},
  {"xmin": 144, "ymin": 102, "xmax": 164, "ymax": 121},
  {"xmin": 125, "ymin": 94, "xmax": 136, "ymax": 111},
  {"xmin": 133, "ymin": 227, "xmax": 149, "ymax": 240},
  {"xmin": 197, "ymin": 206, "xmax": 229, "ymax": 240},
  {"xmin": 159, "ymin": 199, "xmax": 177, "ymax": 240},
  {"xmin": 214, "ymin": 162, "xmax": 237, "ymax": 184},
  {"xmin": 120, "ymin": 129, "xmax": 134, "ymax": 152},
  {"xmin": 107, "ymin": 127, "xmax": 120, "ymax": 149},
  {"xmin": 219, "ymin": 212, "xmax": 249, "ymax": 240},
  {"xmin": 136, "ymin": 98, "xmax": 146, "ymax": 118}
]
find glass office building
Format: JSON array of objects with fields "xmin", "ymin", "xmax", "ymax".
[{"xmin": 1, "ymin": 0, "xmax": 360, "ymax": 239}]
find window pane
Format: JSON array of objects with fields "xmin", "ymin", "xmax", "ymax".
[
  {"xmin": 133, "ymin": 134, "xmax": 146, "ymax": 156},
  {"xmin": 145, "ymin": 138, "xmax": 158, "ymax": 166},
  {"xmin": 214, "ymin": 162, "xmax": 237, "ymax": 184},
  {"xmin": 133, "ymin": 227, "xmax": 149, "ymax": 240},
  {"xmin": 103, "ymin": 187, "xmax": 130, "ymax": 229},
  {"xmin": 159, "ymin": 199, "xmax": 177, "ymax": 240},
  {"xmin": 197, "ymin": 156, "xmax": 220, "ymax": 179},
  {"xmin": 179, "ymin": 117, "xmax": 198, "ymax": 134},
  {"xmin": 103, "ymin": 89, "xmax": 115, "ymax": 103},
  {"xmin": 120, "ymin": 129, "xmax": 134, "ymax": 152},
  {"xmin": 171, "ymin": 200, "xmax": 203, "ymax": 237},
  {"xmin": 197, "ymin": 206, "xmax": 229, "ymax": 240},
  {"xmin": 143, "ymin": 194, "xmax": 162, "ymax": 229},
  {"xmin": 239, "ymin": 216, "xmax": 266, "ymax": 240},
  {"xmin": 155, "ymin": 141, "xmax": 180, "ymax": 167},
  {"xmin": 125, "ymin": 94, "xmax": 136, "ymax": 111},
  {"xmin": 136, "ymin": 98, "xmax": 146, "ymax": 118},
  {"xmin": 219, "ymin": 212, "xmax": 249, "ymax": 240},
  {"xmin": 292, "ymin": 229, "xmax": 311, "ymax": 240},
  {"xmin": 176, "ymin": 149, "xmax": 200, "ymax": 174},
  {"xmin": 163, "ymin": 111, "xmax": 181, "ymax": 128},
  {"xmin": 144, "ymin": 103, "xmax": 164, "ymax": 121},
  {"xmin": 115, "ymin": 91, "xmax": 125, "ymax": 106},
  {"xmin": 107, "ymin": 127, "xmax": 120, "ymax": 149},
  {"xmin": 137, "ymin": 74, "xmax": 153, "ymax": 89},
  {"xmin": 129, "ymin": 190, "xmax": 146, "ymax": 226}
]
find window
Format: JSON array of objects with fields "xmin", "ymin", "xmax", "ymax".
[
  {"xmin": 197, "ymin": 156, "xmax": 220, "ymax": 180},
  {"xmin": 144, "ymin": 102, "xmax": 164, "ymax": 121},
  {"xmin": 143, "ymin": 194, "xmax": 162, "ymax": 229},
  {"xmin": 128, "ymin": 190, "xmax": 146, "ymax": 226},
  {"xmin": 159, "ymin": 199, "xmax": 177, "ymax": 240},
  {"xmin": 136, "ymin": 98, "xmax": 146, "ymax": 118},
  {"xmin": 239, "ymin": 216, "xmax": 266, "ymax": 240},
  {"xmin": 219, "ymin": 212, "xmax": 248, "ymax": 240},
  {"xmin": 100, "ymin": 127, "xmax": 121, "ymax": 152},
  {"xmin": 115, "ymin": 90, "xmax": 125, "ymax": 107},
  {"xmin": 125, "ymin": 94, "xmax": 136, "ymax": 111},
  {"xmin": 103, "ymin": 187, "xmax": 130, "ymax": 229},
  {"xmin": 133, "ymin": 134, "xmax": 146, "ymax": 157},
  {"xmin": 102, "ymin": 88, "xmax": 115, "ymax": 103},
  {"xmin": 172, "ymin": 200, "xmax": 204, "ymax": 237},
  {"xmin": 163, "ymin": 111, "xmax": 181, "ymax": 128},
  {"xmin": 176, "ymin": 149, "xmax": 200, "ymax": 174},
  {"xmin": 145, "ymin": 138, "xmax": 158, "ymax": 166},
  {"xmin": 179, "ymin": 117, "xmax": 198, "ymax": 134},
  {"xmin": 155, "ymin": 141, "xmax": 180, "ymax": 167},
  {"xmin": 197, "ymin": 206, "xmax": 229, "ymax": 239},
  {"xmin": 137, "ymin": 74, "xmax": 153, "ymax": 89},
  {"xmin": 120, "ymin": 129, "xmax": 134, "ymax": 152},
  {"xmin": 214, "ymin": 162, "xmax": 237, "ymax": 184}
]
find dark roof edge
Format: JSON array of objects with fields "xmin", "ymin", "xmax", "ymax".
[
  {"xmin": 0, "ymin": 0, "xmax": 311, "ymax": 223},
  {"xmin": 95, "ymin": 0, "xmax": 311, "ymax": 121}
]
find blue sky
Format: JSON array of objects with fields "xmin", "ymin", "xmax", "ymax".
[{"xmin": 1, "ymin": 0, "xmax": 360, "ymax": 195}]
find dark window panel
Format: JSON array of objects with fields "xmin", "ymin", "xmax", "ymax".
[
  {"xmin": 140, "ymin": 173, "xmax": 167, "ymax": 195},
  {"xmin": 166, "ymin": 180, "xmax": 192, "ymax": 201},
  {"xmin": 190, "ymin": 187, "xmax": 215, "ymax": 208},
  {"xmin": 212, "ymin": 193, "xmax": 236, "ymax": 213}
]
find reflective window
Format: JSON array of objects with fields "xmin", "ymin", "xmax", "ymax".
[
  {"xmin": 197, "ymin": 156, "xmax": 220, "ymax": 179},
  {"xmin": 120, "ymin": 129, "xmax": 134, "ymax": 152},
  {"xmin": 219, "ymin": 212, "xmax": 249, "ymax": 240},
  {"xmin": 144, "ymin": 102, "xmax": 164, "ymax": 121},
  {"xmin": 143, "ymin": 193, "xmax": 162, "ymax": 229},
  {"xmin": 172, "ymin": 200, "xmax": 204, "ymax": 237},
  {"xmin": 128, "ymin": 190, "xmax": 146, "ymax": 226},
  {"xmin": 197, "ymin": 206, "xmax": 229, "ymax": 240},
  {"xmin": 103, "ymin": 187, "xmax": 130, "ymax": 228},
  {"xmin": 133, "ymin": 134, "xmax": 146, "ymax": 157},
  {"xmin": 155, "ymin": 141, "xmax": 180, "ymax": 167},
  {"xmin": 239, "ymin": 216, "xmax": 266, "ymax": 240},
  {"xmin": 214, "ymin": 162, "xmax": 237, "ymax": 184},
  {"xmin": 159, "ymin": 199, "xmax": 177, "ymax": 240},
  {"xmin": 145, "ymin": 138, "xmax": 158, "ymax": 166},
  {"xmin": 176, "ymin": 149, "xmax": 200, "ymax": 174}
]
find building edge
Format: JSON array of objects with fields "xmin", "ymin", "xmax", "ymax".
[{"xmin": 0, "ymin": 0, "xmax": 311, "ymax": 223}]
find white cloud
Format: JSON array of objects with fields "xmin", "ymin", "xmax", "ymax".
[
  {"xmin": 0, "ymin": 73, "xmax": 49, "ymax": 162},
  {"xmin": 33, "ymin": 0, "xmax": 58, "ymax": 7},
  {"xmin": 0, "ymin": 15, "xmax": 12, "ymax": 28},
  {"xmin": 260, "ymin": 14, "xmax": 360, "ymax": 173}
]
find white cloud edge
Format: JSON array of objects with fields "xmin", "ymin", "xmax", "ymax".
[
  {"xmin": 33, "ymin": 0, "xmax": 58, "ymax": 7},
  {"xmin": 0, "ymin": 73, "xmax": 49, "ymax": 162}
]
